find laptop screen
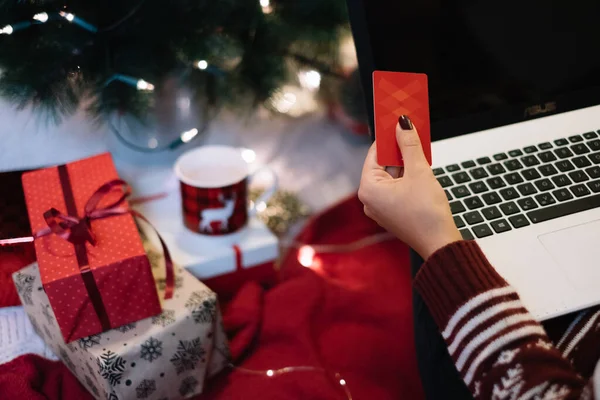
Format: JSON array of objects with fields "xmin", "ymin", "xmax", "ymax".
[{"xmin": 347, "ymin": 0, "xmax": 600, "ymax": 141}]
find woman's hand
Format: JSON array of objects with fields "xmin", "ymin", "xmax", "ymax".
[{"xmin": 358, "ymin": 115, "xmax": 462, "ymax": 260}]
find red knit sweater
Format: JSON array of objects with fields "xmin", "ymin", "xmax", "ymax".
[{"xmin": 414, "ymin": 240, "xmax": 600, "ymax": 400}]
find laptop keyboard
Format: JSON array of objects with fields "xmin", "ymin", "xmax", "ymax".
[{"xmin": 436, "ymin": 131, "xmax": 600, "ymax": 240}]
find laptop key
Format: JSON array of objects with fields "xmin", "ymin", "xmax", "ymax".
[
  {"xmin": 554, "ymin": 138, "xmax": 569, "ymax": 146},
  {"xmin": 469, "ymin": 181, "xmax": 489, "ymax": 194},
  {"xmin": 504, "ymin": 159, "xmax": 523, "ymax": 171},
  {"xmin": 451, "ymin": 185, "xmax": 471, "ymax": 198},
  {"xmin": 487, "ymin": 163, "xmax": 506, "ymax": 175},
  {"xmin": 571, "ymin": 184, "xmax": 591, "ymax": 198},
  {"xmin": 481, "ymin": 206, "xmax": 502, "ymax": 220},
  {"xmin": 588, "ymin": 140, "xmax": 600, "ymax": 151},
  {"xmin": 571, "ymin": 143, "xmax": 590, "ymax": 155},
  {"xmin": 470, "ymin": 167, "xmax": 488, "ymax": 180},
  {"xmin": 534, "ymin": 179, "xmax": 555, "ymax": 192},
  {"xmin": 461, "ymin": 160, "xmax": 476, "ymax": 168},
  {"xmin": 518, "ymin": 197, "xmax": 538, "ymax": 211},
  {"xmin": 508, "ymin": 149, "xmax": 523, "ymax": 157},
  {"xmin": 464, "ymin": 196, "xmax": 484, "ymax": 209},
  {"xmin": 446, "ymin": 164, "xmax": 460, "ymax": 172},
  {"xmin": 472, "ymin": 224, "xmax": 493, "ymax": 238},
  {"xmin": 521, "ymin": 155, "xmax": 540, "ymax": 167},
  {"xmin": 538, "ymin": 151, "xmax": 557, "ymax": 163},
  {"xmin": 555, "ymin": 160, "xmax": 575, "ymax": 172},
  {"xmin": 490, "ymin": 219, "xmax": 512, "ymax": 233},
  {"xmin": 460, "ymin": 229, "xmax": 474, "ymax": 240},
  {"xmin": 500, "ymin": 201, "xmax": 520, "ymax": 215},
  {"xmin": 572, "ymin": 156, "xmax": 592, "ymax": 168},
  {"xmin": 482, "ymin": 192, "xmax": 502, "ymax": 205},
  {"xmin": 433, "ymin": 168, "xmax": 444, "ymax": 176},
  {"xmin": 555, "ymin": 147, "xmax": 574, "ymax": 159},
  {"xmin": 449, "ymin": 201, "xmax": 466, "ymax": 214},
  {"xmin": 517, "ymin": 183, "xmax": 537, "ymax": 196},
  {"xmin": 527, "ymin": 193, "xmax": 600, "ymax": 223},
  {"xmin": 504, "ymin": 172, "xmax": 524, "ymax": 185},
  {"xmin": 437, "ymin": 176, "xmax": 453, "ymax": 188},
  {"xmin": 586, "ymin": 166, "xmax": 600, "ymax": 179},
  {"xmin": 551, "ymin": 174, "xmax": 572, "ymax": 187},
  {"xmin": 453, "ymin": 215, "xmax": 466, "ymax": 229},
  {"xmin": 588, "ymin": 152, "xmax": 600, "ymax": 164},
  {"xmin": 487, "ymin": 177, "xmax": 506, "ymax": 189},
  {"xmin": 493, "ymin": 153, "xmax": 508, "ymax": 161},
  {"xmin": 587, "ymin": 180, "xmax": 600, "ymax": 193},
  {"xmin": 553, "ymin": 188, "xmax": 573, "ymax": 202},
  {"xmin": 499, "ymin": 187, "xmax": 520, "ymax": 200},
  {"xmin": 568, "ymin": 170, "xmax": 589, "ymax": 183},
  {"xmin": 539, "ymin": 142, "xmax": 553, "ymax": 150},
  {"xmin": 452, "ymin": 172, "xmax": 471, "ymax": 184},
  {"xmin": 464, "ymin": 211, "xmax": 484, "ymax": 225},
  {"xmin": 569, "ymin": 134, "xmax": 584, "ymax": 143},
  {"xmin": 509, "ymin": 214, "xmax": 531, "ymax": 228},
  {"xmin": 535, "ymin": 193, "xmax": 556, "ymax": 207},
  {"xmin": 444, "ymin": 190, "xmax": 452, "ymax": 201},
  {"xmin": 538, "ymin": 164, "xmax": 558, "ymax": 176},
  {"xmin": 522, "ymin": 168, "xmax": 541, "ymax": 181},
  {"xmin": 476, "ymin": 157, "xmax": 492, "ymax": 165},
  {"xmin": 584, "ymin": 132, "xmax": 598, "ymax": 140},
  {"xmin": 523, "ymin": 145, "xmax": 538, "ymax": 154}
]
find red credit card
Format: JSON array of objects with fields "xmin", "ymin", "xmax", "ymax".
[{"xmin": 373, "ymin": 70, "xmax": 432, "ymax": 166}]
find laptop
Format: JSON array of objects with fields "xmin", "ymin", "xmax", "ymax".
[{"xmin": 346, "ymin": 0, "xmax": 600, "ymax": 321}]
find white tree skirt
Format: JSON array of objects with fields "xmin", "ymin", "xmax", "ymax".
[{"xmin": 0, "ymin": 100, "xmax": 370, "ymax": 213}]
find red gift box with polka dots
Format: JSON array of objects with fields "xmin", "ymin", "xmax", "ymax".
[{"xmin": 21, "ymin": 153, "xmax": 162, "ymax": 343}]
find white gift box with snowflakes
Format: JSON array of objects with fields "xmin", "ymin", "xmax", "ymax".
[{"xmin": 13, "ymin": 261, "xmax": 230, "ymax": 400}]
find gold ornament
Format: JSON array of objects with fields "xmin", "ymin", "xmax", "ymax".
[{"xmin": 250, "ymin": 189, "xmax": 311, "ymax": 236}]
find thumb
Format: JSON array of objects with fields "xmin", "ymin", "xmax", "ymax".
[{"xmin": 396, "ymin": 115, "xmax": 428, "ymax": 171}]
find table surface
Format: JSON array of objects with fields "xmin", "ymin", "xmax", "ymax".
[{"xmin": 0, "ymin": 100, "xmax": 370, "ymax": 214}]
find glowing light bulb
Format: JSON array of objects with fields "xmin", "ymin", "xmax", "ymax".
[
  {"xmin": 136, "ymin": 79, "xmax": 154, "ymax": 91},
  {"xmin": 0, "ymin": 25, "xmax": 14, "ymax": 35},
  {"xmin": 241, "ymin": 148, "xmax": 256, "ymax": 163},
  {"xmin": 260, "ymin": 0, "xmax": 272, "ymax": 14},
  {"xmin": 256, "ymin": 202, "xmax": 267, "ymax": 212},
  {"xmin": 148, "ymin": 138, "xmax": 158, "ymax": 149},
  {"xmin": 33, "ymin": 13, "xmax": 49, "ymax": 23},
  {"xmin": 298, "ymin": 70, "xmax": 322, "ymax": 92},
  {"xmin": 340, "ymin": 379, "xmax": 346, "ymax": 386},
  {"xmin": 196, "ymin": 60, "xmax": 208, "ymax": 70},
  {"xmin": 266, "ymin": 369, "xmax": 274, "ymax": 377},
  {"xmin": 298, "ymin": 246, "xmax": 316, "ymax": 268},
  {"xmin": 59, "ymin": 11, "xmax": 75, "ymax": 22},
  {"xmin": 180, "ymin": 128, "xmax": 198, "ymax": 143}
]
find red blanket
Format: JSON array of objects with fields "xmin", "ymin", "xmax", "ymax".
[{"xmin": 0, "ymin": 195, "xmax": 424, "ymax": 399}]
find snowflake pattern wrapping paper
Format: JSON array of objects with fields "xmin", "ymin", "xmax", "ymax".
[{"xmin": 13, "ymin": 261, "xmax": 229, "ymax": 400}]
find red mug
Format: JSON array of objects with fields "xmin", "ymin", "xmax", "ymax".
[{"xmin": 174, "ymin": 145, "xmax": 277, "ymax": 236}]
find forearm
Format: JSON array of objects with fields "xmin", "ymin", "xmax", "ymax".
[{"xmin": 413, "ymin": 240, "xmax": 591, "ymax": 399}]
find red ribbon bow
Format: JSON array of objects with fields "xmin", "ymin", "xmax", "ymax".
[{"xmin": 34, "ymin": 179, "xmax": 175, "ymax": 300}]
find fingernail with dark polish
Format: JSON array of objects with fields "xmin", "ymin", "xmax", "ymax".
[{"xmin": 398, "ymin": 115, "xmax": 413, "ymax": 130}]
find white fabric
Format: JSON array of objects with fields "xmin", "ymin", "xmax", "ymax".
[
  {"xmin": 0, "ymin": 306, "xmax": 57, "ymax": 365},
  {"xmin": 442, "ymin": 286, "xmax": 515, "ymax": 340}
]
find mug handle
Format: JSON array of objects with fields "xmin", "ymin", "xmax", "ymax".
[{"xmin": 248, "ymin": 165, "xmax": 278, "ymax": 218}]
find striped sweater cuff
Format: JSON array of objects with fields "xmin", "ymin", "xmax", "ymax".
[{"xmin": 414, "ymin": 240, "xmax": 508, "ymax": 329}]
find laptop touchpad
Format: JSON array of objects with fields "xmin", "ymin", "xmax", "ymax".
[{"xmin": 538, "ymin": 220, "xmax": 600, "ymax": 291}]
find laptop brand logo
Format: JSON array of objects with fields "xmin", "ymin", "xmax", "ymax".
[{"xmin": 524, "ymin": 102, "xmax": 557, "ymax": 118}]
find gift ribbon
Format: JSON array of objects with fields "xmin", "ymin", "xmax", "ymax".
[
  {"xmin": 232, "ymin": 244, "xmax": 243, "ymax": 271},
  {"xmin": 0, "ymin": 166, "xmax": 175, "ymax": 331}
]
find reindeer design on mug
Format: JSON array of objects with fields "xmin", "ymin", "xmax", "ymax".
[{"xmin": 199, "ymin": 193, "xmax": 237, "ymax": 233}]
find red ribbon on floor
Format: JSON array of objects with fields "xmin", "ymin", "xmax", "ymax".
[{"xmin": 29, "ymin": 169, "xmax": 174, "ymax": 331}]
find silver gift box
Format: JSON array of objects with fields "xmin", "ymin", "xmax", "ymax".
[{"xmin": 13, "ymin": 259, "xmax": 230, "ymax": 400}]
